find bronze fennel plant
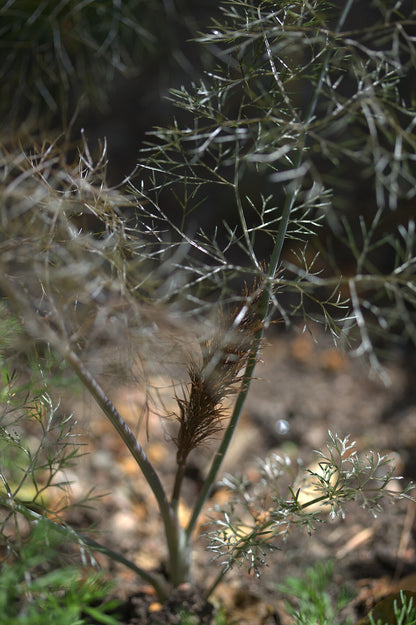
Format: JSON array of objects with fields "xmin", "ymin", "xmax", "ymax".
[{"xmin": 1, "ymin": 0, "xmax": 416, "ymax": 605}]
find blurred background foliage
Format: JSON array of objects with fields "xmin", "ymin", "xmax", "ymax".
[{"xmin": 0, "ymin": 0, "xmax": 220, "ymax": 173}]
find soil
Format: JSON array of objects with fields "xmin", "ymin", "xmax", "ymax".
[{"xmin": 57, "ymin": 326, "xmax": 416, "ymax": 624}]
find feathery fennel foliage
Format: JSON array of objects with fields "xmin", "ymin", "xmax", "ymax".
[
  {"xmin": 205, "ymin": 432, "xmax": 412, "ymax": 595},
  {"xmin": 0, "ymin": 0, "xmax": 415, "ymax": 605}
]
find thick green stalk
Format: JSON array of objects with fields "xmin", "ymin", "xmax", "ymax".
[
  {"xmin": 185, "ymin": 0, "xmax": 356, "ymax": 540},
  {"xmin": 171, "ymin": 460, "xmax": 186, "ymax": 510},
  {"xmin": 63, "ymin": 346, "xmax": 190, "ymax": 588}
]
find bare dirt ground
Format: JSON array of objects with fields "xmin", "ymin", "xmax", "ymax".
[{"xmin": 61, "ymin": 326, "xmax": 416, "ymax": 624}]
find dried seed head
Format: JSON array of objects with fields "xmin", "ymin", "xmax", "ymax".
[{"xmin": 173, "ymin": 278, "xmax": 265, "ymax": 465}]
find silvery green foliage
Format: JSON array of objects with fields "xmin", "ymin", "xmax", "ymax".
[
  {"xmin": 138, "ymin": 0, "xmax": 416, "ymax": 376},
  {"xmin": 206, "ymin": 433, "xmax": 412, "ymax": 581}
]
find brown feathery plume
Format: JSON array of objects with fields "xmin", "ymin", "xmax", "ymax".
[{"xmin": 171, "ymin": 279, "xmax": 264, "ymax": 506}]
